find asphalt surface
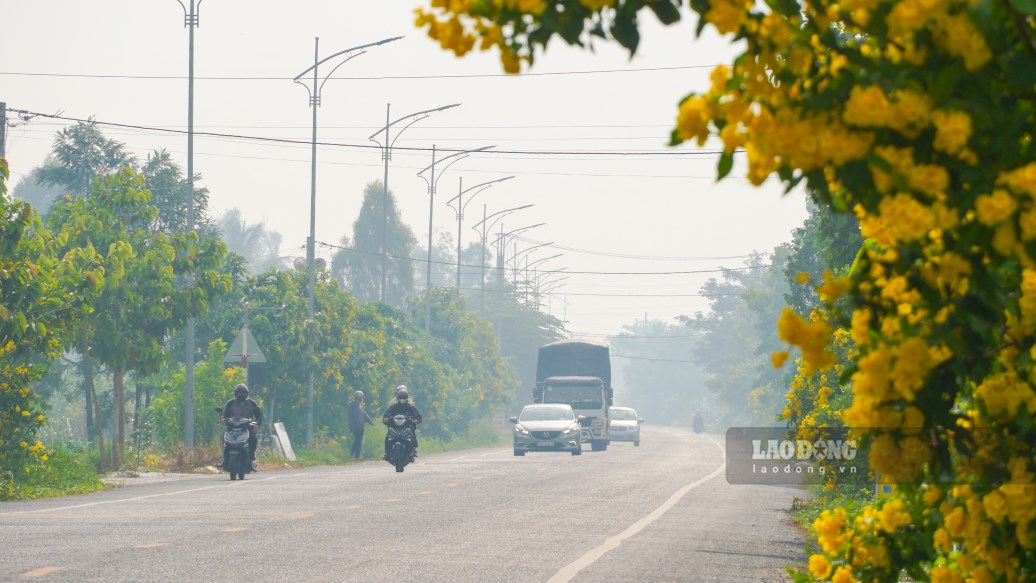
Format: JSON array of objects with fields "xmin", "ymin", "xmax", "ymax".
[{"xmin": 0, "ymin": 426, "xmax": 808, "ymax": 582}]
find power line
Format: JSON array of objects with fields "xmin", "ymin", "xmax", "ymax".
[
  {"xmin": 513, "ymin": 236, "xmax": 756, "ymax": 261},
  {"xmin": 8, "ymin": 108, "xmax": 729, "ymax": 157},
  {"xmin": 0, "ymin": 64, "xmax": 714, "ymax": 81},
  {"xmin": 315, "ymin": 239, "xmax": 776, "ymax": 276}
]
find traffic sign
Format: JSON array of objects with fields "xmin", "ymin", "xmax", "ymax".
[{"xmin": 224, "ymin": 325, "xmax": 267, "ymax": 363}]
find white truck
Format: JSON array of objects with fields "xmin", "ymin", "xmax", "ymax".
[{"xmin": 534, "ymin": 340, "xmax": 614, "ymax": 451}]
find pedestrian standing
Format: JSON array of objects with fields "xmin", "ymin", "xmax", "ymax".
[{"xmin": 348, "ymin": 390, "xmax": 374, "ymax": 459}]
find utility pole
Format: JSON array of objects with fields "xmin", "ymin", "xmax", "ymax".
[
  {"xmin": 176, "ymin": 0, "xmax": 201, "ymax": 452},
  {"xmin": 293, "ymin": 35, "xmax": 401, "ymax": 446},
  {"xmin": 0, "ymin": 102, "xmax": 7, "ymax": 158}
]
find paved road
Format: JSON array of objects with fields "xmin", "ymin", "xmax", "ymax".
[{"xmin": 0, "ymin": 426, "xmax": 807, "ymax": 582}]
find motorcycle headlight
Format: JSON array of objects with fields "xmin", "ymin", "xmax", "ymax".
[{"xmin": 514, "ymin": 424, "xmax": 530, "ymax": 436}]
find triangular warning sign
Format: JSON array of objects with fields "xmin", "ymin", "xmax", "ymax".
[{"xmin": 224, "ymin": 325, "xmax": 266, "ymax": 363}]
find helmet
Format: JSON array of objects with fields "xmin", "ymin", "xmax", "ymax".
[
  {"xmin": 234, "ymin": 384, "xmax": 249, "ymax": 397},
  {"xmin": 396, "ymin": 386, "xmax": 409, "ymax": 401},
  {"xmin": 354, "ymin": 390, "xmax": 364, "ymax": 401}
]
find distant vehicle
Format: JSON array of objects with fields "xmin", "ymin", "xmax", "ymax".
[
  {"xmin": 607, "ymin": 406, "xmax": 643, "ymax": 446},
  {"xmin": 511, "ymin": 404, "xmax": 583, "ymax": 456},
  {"xmin": 535, "ymin": 340, "xmax": 614, "ymax": 451}
]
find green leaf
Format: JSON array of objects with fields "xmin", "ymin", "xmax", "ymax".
[
  {"xmin": 717, "ymin": 151, "xmax": 734, "ymax": 180},
  {"xmin": 647, "ymin": 0, "xmax": 682, "ymax": 25},
  {"xmin": 1009, "ymin": 0, "xmax": 1036, "ymax": 13},
  {"xmin": 610, "ymin": 11, "xmax": 640, "ymax": 53}
]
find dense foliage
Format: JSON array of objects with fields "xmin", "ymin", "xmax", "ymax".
[
  {"xmin": 2, "ymin": 120, "xmax": 532, "ymax": 496},
  {"xmin": 414, "ymin": 0, "xmax": 1036, "ymax": 580}
]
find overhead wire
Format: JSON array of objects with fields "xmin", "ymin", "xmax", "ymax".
[
  {"xmin": 8, "ymin": 108, "xmax": 735, "ymax": 158},
  {"xmin": 0, "ymin": 63, "xmax": 715, "ymax": 81}
]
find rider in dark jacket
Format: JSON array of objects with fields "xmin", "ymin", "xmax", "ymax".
[
  {"xmin": 382, "ymin": 385, "xmax": 422, "ymax": 461},
  {"xmin": 221, "ymin": 384, "xmax": 263, "ymax": 470}
]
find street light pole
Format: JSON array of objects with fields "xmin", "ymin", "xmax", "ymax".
[
  {"xmin": 293, "ymin": 35, "xmax": 401, "ymax": 446},
  {"xmin": 471, "ymin": 204, "xmax": 534, "ymax": 311},
  {"xmin": 175, "ymin": 0, "xmax": 201, "ymax": 452},
  {"xmin": 444, "ymin": 175, "xmax": 514, "ymax": 296},
  {"xmin": 369, "ymin": 102, "xmax": 460, "ymax": 303},
  {"xmin": 416, "ymin": 145, "xmax": 494, "ymax": 330}
]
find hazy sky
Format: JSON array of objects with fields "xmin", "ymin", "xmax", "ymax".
[{"xmin": 2, "ymin": 1, "xmax": 808, "ymax": 338}]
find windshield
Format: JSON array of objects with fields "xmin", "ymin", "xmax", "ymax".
[
  {"xmin": 520, "ymin": 405, "xmax": 575, "ymax": 422},
  {"xmin": 610, "ymin": 409, "xmax": 637, "ymax": 420},
  {"xmin": 543, "ymin": 384, "xmax": 603, "ymax": 410}
]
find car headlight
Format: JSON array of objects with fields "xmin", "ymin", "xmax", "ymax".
[
  {"xmin": 514, "ymin": 424, "xmax": 530, "ymax": 436},
  {"xmin": 562, "ymin": 424, "xmax": 579, "ymax": 435}
]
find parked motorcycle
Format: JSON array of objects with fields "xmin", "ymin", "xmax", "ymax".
[
  {"xmin": 384, "ymin": 414, "xmax": 417, "ymax": 473},
  {"xmin": 215, "ymin": 407, "xmax": 257, "ymax": 480}
]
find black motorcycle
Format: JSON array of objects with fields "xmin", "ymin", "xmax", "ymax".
[
  {"xmin": 215, "ymin": 407, "xmax": 256, "ymax": 480},
  {"xmin": 384, "ymin": 414, "xmax": 417, "ymax": 473}
]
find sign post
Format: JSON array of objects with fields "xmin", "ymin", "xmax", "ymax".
[{"xmin": 224, "ymin": 325, "xmax": 266, "ymax": 386}]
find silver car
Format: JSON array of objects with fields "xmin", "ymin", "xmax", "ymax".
[
  {"xmin": 511, "ymin": 404, "xmax": 583, "ymax": 456},
  {"xmin": 607, "ymin": 406, "xmax": 643, "ymax": 446}
]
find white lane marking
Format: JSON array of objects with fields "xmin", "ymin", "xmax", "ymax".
[
  {"xmin": 547, "ymin": 436, "xmax": 725, "ymax": 583},
  {"xmin": 0, "ymin": 473, "xmax": 303, "ymax": 515}
]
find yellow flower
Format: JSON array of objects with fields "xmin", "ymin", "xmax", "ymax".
[
  {"xmin": 843, "ymin": 85, "xmax": 892, "ymax": 127},
  {"xmin": 931, "ymin": 565, "xmax": 964, "ymax": 583},
  {"xmin": 808, "ymin": 553, "xmax": 832, "ymax": 578},
  {"xmin": 983, "ymin": 489, "xmax": 1008, "ymax": 522},
  {"xmin": 771, "ymin": 350, "xmax": 790, "ymax": 368},
  {"xmin": 676, "ymin": 95, "xmax": 711, "ymax": 146},
  {"xmin": 931, "ymin": 109, "xmax": 972, "ymax": 155},
  {"xmin": 831, "ymin": 565, "xmax": 856, "ymax": 583},
  {"xmin": 879, "ymin": 499, "xmax": 911, "ymax": 532},
  {"xmin": 975, "ymin": 189, "xmax": 1018, "ymax": 226},
  {"xmin": 705, "ymin": 0, "xmax": 749, "ymax": 35},
  {"xmin": 817, "ymin": 271, "xmax": 850, "ymax": 302}
]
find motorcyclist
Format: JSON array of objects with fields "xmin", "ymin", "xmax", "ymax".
[
  {"xmin": 382, "ymin": 385, "xmax": 422, "ymax": 462},
  {"xmin": 221, "ymin": 383, "xmax": 263, "ymax": 471}
]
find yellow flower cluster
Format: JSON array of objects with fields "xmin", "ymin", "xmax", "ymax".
[
  {"xmin": 930, "ymin": 11, "xmax": 992, "ymax": 71},
  {"xmin": 931, "ymin": 109, "xmax": 972, "ymax": 156},
  {"xmin": 704, "ymin": 0, "xmax": 752, "ymax": 35},
  {"xmin": 843, "ymin": 86, "xmax": 933, "ymax": 138},
  {"xmin": 777, "ymin": 307, "xmax": 835, "ymax": 374},
  {"xmin": 975, "ymin": 370, "xmax": 1036, "ymax": 419}
]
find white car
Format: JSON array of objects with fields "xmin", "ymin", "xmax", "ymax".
[
  {"xmin": 607, "ymin": 406, "xmax": 642, "ymax": 446},
  {"xmin": 511, "ymin": 404, "xmax": 583, "ymax": 456}
]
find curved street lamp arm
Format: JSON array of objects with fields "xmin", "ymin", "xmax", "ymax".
[
  {"xmin": 175, "ymin": 0, "xmax": 203, "ymax": 19},
  {"xmin": 506, "ymin": 238, "xmax": 553, "ymax": 264},
  {"xmin": 499, "ymin": 226, "xmax": 547, "ymax": 248},
  {"xmin": 293, "ymin": 36, "xmax": 403, "ymax": 81},
  {"xmin": 526, "ymin": 253, "xmax": 564, "ymax": 271},
  {"xmin": 368, "ymin": 103, "xmax": 461, "ymax": 141},
  {"xmin": 445, "ymin": 175, "xmax": 515, "ymax": 208},
  {"xmin": 471, "ymin": 204, "xmax": 534, "ymax": 232},
  {"xmin": 417, "ymin": 145, "xmax": 495, "ymax": 178}
]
